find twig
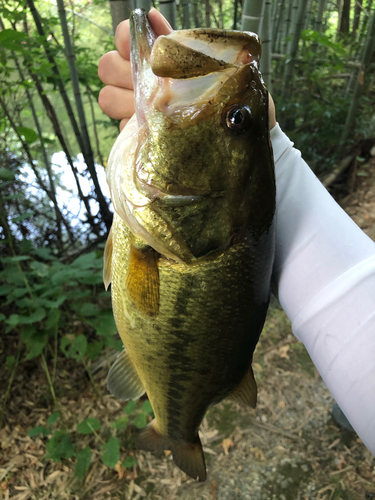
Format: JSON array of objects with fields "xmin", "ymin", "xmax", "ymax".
[
  {"xmin": 41, "ymin": 352, "xmax": 59, "ymax": 410},
  {"xmin": 242, "ymin": 417, "xmax": 300, "ymax": 441}
]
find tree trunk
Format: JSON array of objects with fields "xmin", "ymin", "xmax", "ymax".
[
  {"xmin": 193, "ymin": 0, "xmax": 201, "ymax": 27},
  {"xmin": 159, "ymin": 0, "xmax": 177, "ymax": 29},
  {"xmin": 205, "ymin": 0, "xmax": 211, "ymax": 27},
  {"xmin": 109, "ymin": 0, "xmax": 134, "ymax": 32},
  {"xmin": 282, "ymin": 0, "xmax": 309, "ymax": 100},
  {"xmin": 283, "ymin": 0, "xmax": 294, "ymax": 53},
  {"xmin": 353, "ymin": 0, "xmax": 363, "ymax": 33},
  {"xmin": 136, "ymin": 0, "xmax": 151, "ymax": 10},
  {"xmin": 241, "ymin": 0, "xmax": 263, "ymax": 33},
  {"xmin": 273, "ymin": 0, "xmax": 285, "ymax": 52},
  {"xmin": 181, "ymin": 0, "xmax": 191, "ymax": 28},
  {"xmin": 218, "ymin": 0, "xmax": 224, "ymax": 28},
  {"xmin": 57, "ymin": 0, "xmax": 112, "ymax": 231},
  {"xmin": 314, "ymin": 0, "xmax": 328, "ymax": 32},
  {"xmin": 27, "ymin": 0, "xmax": 112, "ymax": 231},
  {"xmin": 339, "ymin": 0, "xmax": 351, "ymax": 34},
  {"xmin": 340, "ymin": 7, "xmax": 375, "ymax": 145},
  {"xmin": 260, "ymin": 0, "xmax": 272, "ymax": 91},
  {"xmin": 233, "ymin": 0, "xmax": 239, "ymax": 29}
]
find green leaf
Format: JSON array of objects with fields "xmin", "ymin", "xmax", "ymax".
[
  {"xmin": 6, "ymin": 355, "xmax": 16, "ymax": 370},
  {"xmin": 6, "ymin": 314, "xmax": 19, "ymax": 328},
  {"xmin": 61, "ymin": 334, "xmax": 87, "ymax": 361},
  {"xmin": 111, "ymin": 416, "xmax": 128, "ymax": 429},
  {"xmin": 28, "ymin": 425, "xmax": 49, "ymax": 437},
  {"xmin": 0, "ymin": 169, "xmax": 15, "ymax": 181},
  {"xmin": 141, "ymin": 400, "xmax": 153, "ymax": 415},
  {"xmin": 72, "ymin": 252, "xmax": 97, "ymax": 269},
  {"xmin": 16, "ymin": 127, "xmax": 39, "ymax": 145},
  {"xmin": 12, "ymin": 212, "xmax": 34, "ymax": 223},
  {"xmin": 75, "ymin": 447, "xmax": 92, "ymax": 480},
  {"xmin": 46, "ymin": 432, "xmax": 75, "ymax": 462},
  {"xmin": 45, "ymin": 309, "xmax": 61, "ymax": 329},
  {"xmin": 122, "ymin": 456, "xmax": 137, "ymax": 468},
  {"xmin": 77, "ymin": 418, "xmax": 100, "ymax": 434},
  {"xmin": 133, "ymin": 413, "xmax": 147, "ymax": 429},
  {"xmin": 47, "ymin": 412, "xmax": 60, "ymax": 426},
  {"xmin": 101, "ymin": 436, "xmax": 120, "ymax": 468},
  {"xmin": 18, "ymin": 308, "xmax": 46, "ymax": 325},
  {"xmin": 79, "ymin": 303, "xmax": 99, "ymax": 317},
  {"xmin": 0, "ymin": 29, "xmax": 28, "ymax": 44},
  {"xmin": 124, "ymin": 401, "xmax": 137, "ymax": 415},
  {"xmin": 32, "ymin": 247, "xmax": 55, "ymax": 260},
  {"xmin": 0, "ymin": 285, "xmax": 13, "ymax": 296},
  {"xmin": 86, "ymin": 341, "xmax": 103, "ymax": 360}
]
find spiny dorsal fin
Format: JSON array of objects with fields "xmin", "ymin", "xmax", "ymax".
[
  {"xmin": 136, "ymin": 420, "xmax": 207, "ymax": 482},
  {"xmin": 103, "ymin": 226, "xmax": 113, "ymax": 291},
  {"xmin": 107, "ymin": 348, "xmax": 145, "ymax": 401},
  {"xmin": 227, "ymin": 365, "xmax": 257, "ymax": 409},
  {"xmin": 126, "ymin": 245, "xmax": 160, "ymax": 317}
]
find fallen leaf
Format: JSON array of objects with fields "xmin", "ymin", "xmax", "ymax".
[
  {"xmin": 278, "ymin": 345, "xmax": 290, "ymax": 359},
  {"xmin": 115, "ymin": 461, "xmax": 127, "ymax": 480},
  {"xmin": 250, "ymin": 447, "xmax": 266, "ymax": 461},
  {"xmin": 210, "ymin": 479, "xmax": 217, "ymax": 499},
  {"xmin": 221, "ymin": 438, "xmax": 234, "ymax": 455}
]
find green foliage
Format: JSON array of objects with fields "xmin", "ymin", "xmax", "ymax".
[
  {"xmin": 26, "ymin": 397, "xmax": 153, "ymax": 480},
  {"xmin": 101, "ymin": 436, "xmax": 120, "ymax": 467},
  {"xmin": 0, "ymin": 248, "xmax": 119, "ymax": 363},
  {"xmin": 276, "ymin": 31, "xmax": 353, "ymax": 173},
  {"xmin": 75, "ymin": 447, "xmax": 92, "ymax": 480},
  {"xmin": 77, "ymin": 418, "xmax": 101, "ymax": 434}
]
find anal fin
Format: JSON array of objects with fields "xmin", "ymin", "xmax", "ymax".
[
  {"xmin": 227, "ymin": 365, "xmax": 257, "ymax": 408},
  {"xmin": 136, "ymin": 420, "xmax": 207, "ymax": 482},
  {"xmin": 126, "ymin": 245, "xmax": 160, "ymax": 317},
  {"xmin": 107, "ymin": 348, "xmax": 145, "ymax": 401}
]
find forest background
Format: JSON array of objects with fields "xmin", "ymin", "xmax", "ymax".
[{"xmin": 1, "ymin": 0, "xmax": 375, "ymax": 498}]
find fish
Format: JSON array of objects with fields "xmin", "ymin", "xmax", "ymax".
[{"xmin": 104, "ymin": 9, "xmax": 276, "ymax": 482}]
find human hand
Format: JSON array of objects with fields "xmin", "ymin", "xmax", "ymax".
[{"xmin": 98, "ymin": 9, "xmax": 276, "ymax": 131}]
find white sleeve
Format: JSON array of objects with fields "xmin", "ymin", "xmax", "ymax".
[{"xmin": 271, "ymin": 123, "xmax": 375, "ymax": 455}]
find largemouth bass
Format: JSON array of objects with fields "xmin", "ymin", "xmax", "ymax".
[{"xmin": 104, "ymin": 9, "xmax": 276, "ymax": 481}]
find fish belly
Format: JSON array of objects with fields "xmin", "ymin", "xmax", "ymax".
[{"xmin": 111, "ymin": 213, "xmax": 274, "ymax": 442}]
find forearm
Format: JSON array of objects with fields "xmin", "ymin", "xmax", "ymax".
[{"xmin": 271, "ymin": 124, "xmax": 375, "ymax": 454}]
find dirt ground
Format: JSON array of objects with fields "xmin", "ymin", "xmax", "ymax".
[{"xmin": 1, "ymin": 148, "xmax": 375, "ymax": 500}]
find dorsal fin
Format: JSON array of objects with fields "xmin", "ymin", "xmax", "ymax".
[
  {"xmin": 126, "ymin": 245, "xmax": 160, "ymax": 317},
  {"xmin": 107, "ymin": 348, "xmax": 145, "ymax": 401},
  {"xmin": 227, "ymin": 365, "xmax": 257, "ymax": 408},
  {"xmin": 103, "ymin": 226, "xmax": 113, "ymax": 291}
]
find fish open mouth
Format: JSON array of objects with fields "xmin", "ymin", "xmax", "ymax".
[{"xmin": 130, "ymin": 9, "xmax": 261, "ymax": 121}]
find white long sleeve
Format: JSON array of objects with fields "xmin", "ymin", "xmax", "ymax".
[{"xmin": 271, "ymin": 123, "xmax": 375, "ymax": 454}]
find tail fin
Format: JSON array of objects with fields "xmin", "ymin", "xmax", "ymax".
[{"xmin": 136, "ymin": 420, "xmax": 206, "ymax": 481}]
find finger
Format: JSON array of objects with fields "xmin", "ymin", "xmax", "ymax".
[
  {"xmin": 98, "ymin": 51, "xmax": 133, "ymax": 90},
  {"xmin": 115, "ymin": 19, "xmax": 130, "ymax": 61},
  {"xmin": 120, "ymin": 117, "xmax": 133, "ymax": 131},
  {"xmin": 98, "ymin": 86, "xmax": 135, "ymax": 120},
  {"xmin": 149, "ymin": 8, "xmax": 173, "ymax": 35},
  {"xmin": 114, "ymin": 10, "xmax": 173, "ymax": 62}
]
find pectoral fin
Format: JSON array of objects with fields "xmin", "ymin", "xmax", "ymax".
[
  {"xmin": 126, "ymin": 245, "xmax": 160, "ymax": 317},
  {"xmin": 227, "ymin": 365, "xmax": 257, "ymax": 408},
  {"xmin": 107, "ymin": 349, "xmax": 145, "ymax": 401},
  {"xmin": 103, "ymin": 227, "xmax": 113, "ymax": 290}
]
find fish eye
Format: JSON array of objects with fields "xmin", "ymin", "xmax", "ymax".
[{"xmin": 225, "ymin": 105, "xmax": 252, "ymax": 134}]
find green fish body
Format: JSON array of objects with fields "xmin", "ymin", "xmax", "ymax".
[{"xmin": 104, "ymin": 9, "xmax": 276, "ymax": 481}]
